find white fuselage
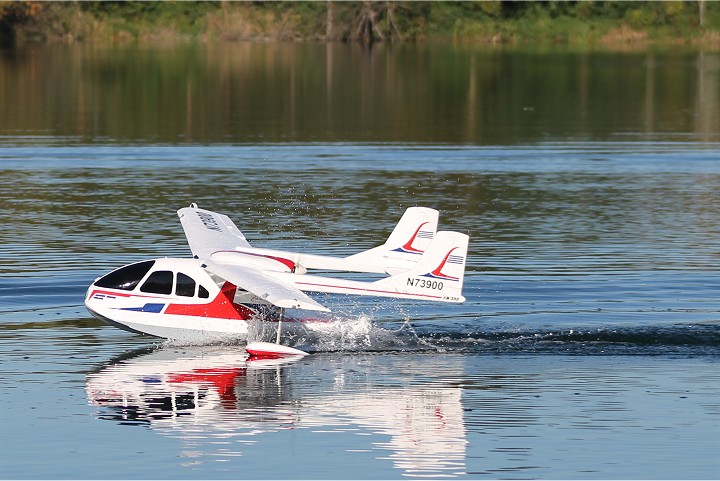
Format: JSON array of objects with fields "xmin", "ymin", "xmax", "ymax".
[{"xmin": 85, "ymin": 258, "xmax": 259, "ymax": 342}]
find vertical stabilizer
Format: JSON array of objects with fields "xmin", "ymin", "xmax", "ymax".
[{"xmin": 345, "ymin": 207, "xmax": 439, "ymax": 273}]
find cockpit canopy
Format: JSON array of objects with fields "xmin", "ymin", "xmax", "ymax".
[{"xmin": 94, "ymin": 260, "xmax": 210, "ymax": 298}]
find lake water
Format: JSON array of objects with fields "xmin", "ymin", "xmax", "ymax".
[{"xmin": 1, "ymin": 43, "xmax": 719, "ymax": 479}]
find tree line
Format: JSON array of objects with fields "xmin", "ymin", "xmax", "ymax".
[{"xmin": 1, "ymin": 1, "xmax": 717, "ymax": 47}]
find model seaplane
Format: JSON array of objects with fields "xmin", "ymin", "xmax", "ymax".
[{"xmin": 85, "ymin": 204, "xmax": 468, "ymax": 358}]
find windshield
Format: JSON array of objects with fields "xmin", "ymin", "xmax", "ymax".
[{"xmin": 94, "ymin": 260, "xmax": 156, "ymax": 291}]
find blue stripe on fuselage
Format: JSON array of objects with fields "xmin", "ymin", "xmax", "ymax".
[{"xmin": 121, "ymin": 303, "xmax": 165, "ymax": 313}]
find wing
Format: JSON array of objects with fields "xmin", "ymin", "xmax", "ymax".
[
  {"xmin": 202, "ymin": 259, "xmax": 330, "ymax": 312},
  {"xmin": 178, "ymin": 204, "xmax": 251, "ymax": 258},
  {"xmin": 179, "ymin": 205, "xmax": 327, "ymax": 312}
]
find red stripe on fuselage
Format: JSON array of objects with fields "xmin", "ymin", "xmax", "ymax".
[
  {"xmin": 164, "ymin": 282, "xmax": 255, "ymax": 320},
  {"xmin": 89, "ymin": 289, "xmax": 158, "ymax": 299},
  {"xmin": 294, "ymin": 281, "xmax": 443, "ymax": 300}
]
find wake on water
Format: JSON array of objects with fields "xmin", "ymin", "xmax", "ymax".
[{"xmin": 162, "ymin": 310, "xmax": 720, "ymax": 357}]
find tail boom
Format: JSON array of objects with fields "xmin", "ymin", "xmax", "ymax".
[{"xmin": 265, "ymin": 272, "xmax": 465, "ymax": 304}]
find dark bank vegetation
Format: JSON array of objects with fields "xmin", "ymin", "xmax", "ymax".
[{"xmin": 1, "ymin": 1, "xmax": 718, "ymax": 47}]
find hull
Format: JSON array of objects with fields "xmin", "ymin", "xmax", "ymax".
[
  {"xmin": 87, "ymin": 305, "xmax": 249, "ymax": 343},
  {"xmin": 84, "ymin": 258, "xmax": 263, "ymax": 343}
]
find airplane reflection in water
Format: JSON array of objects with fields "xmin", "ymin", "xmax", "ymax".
[{"xmin": 86, "ymin": 347, "xmax": 468, "ymax": 477}]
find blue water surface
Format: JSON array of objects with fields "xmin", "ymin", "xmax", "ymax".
[{"xmin": 1, "ymin": 142, "xmax": 719, "ymax": 479}]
